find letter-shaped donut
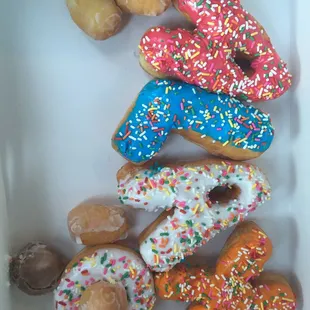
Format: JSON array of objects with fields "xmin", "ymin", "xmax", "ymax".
[
  {"xmin": 155, "ymin": 221, "xmax": 297, "ymax": 309},
  {"xmin": 54, "ymin": 245, "xmax": 156, "ymax": 309},
  {"xmin": 117, "ymin": 158, "xmax": 271, "ymax": 272},
  {"xmin": 139, "ymin": 0, "xmax": 292, "ymax": 102},
  {"xmin": 112, "ymin": 79, "xmax": 274, "ymax": 164}
]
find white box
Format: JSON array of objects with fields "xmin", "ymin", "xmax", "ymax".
[{"xmin": 0, "ymin": 0, "xmax": 308, "ymax": 309}]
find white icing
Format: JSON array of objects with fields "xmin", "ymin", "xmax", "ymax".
[
  {"xmin": 54, "ymin": 247, "xmax": 155, "ymax": 310},
  {"xmin": 118, "ymin": 162, "xmax": 271, "ymax": 272}
]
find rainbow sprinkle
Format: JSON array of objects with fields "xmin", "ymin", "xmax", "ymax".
[
  {"xmin": 118, "ymin": 160, "xmax": 271, "ymax": 272},
  {"xmin": 112, "ymin": 80, "xmax": 274, "ymax": 164},
  {"xmin": 139, "ymin": 0, "xmax": 292, "ymax": 102},
  {"xmin": 155, "ymin": 224, "xmax": 296, "ymax": 309},
  {"xmin": 54, "ymin": 247, "xmax": 156, "ymax": 309}
]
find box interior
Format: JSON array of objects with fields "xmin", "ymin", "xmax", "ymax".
[{"xmin": 0, "ymin": 0, "xmax": 308, "ymax": 309}]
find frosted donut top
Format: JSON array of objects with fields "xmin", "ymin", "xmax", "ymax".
[{"xmin": 113, "ymin": 79, "xmax": 274, "ymax": 164}]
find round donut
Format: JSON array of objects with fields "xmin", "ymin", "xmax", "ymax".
[
  {"xmin": 139, "ymin": 0, "xmax": 292, "ymax": 102},
  {"xmin": 79, "ymin": 281, "xmax": 128, "ymax": 310},
  {"xmin": 10, "ymin": 242, "xmax": 67, "ymax": 296},
  {"xmin": 117, "ymin": 158, "xmax": 271, "ymax": 272},
  {"xmin": 66, "ymin": 0, "xmax": 171, "ymax": 40},
  {"xmin": 55, "ymin": 245, "xmax": 156, "ymax": 309},
  {"xmin": 112, "ymin": 79, "xmax": 274, "ymax": 165},
  {"xmin": 155, "ymin": 221, "xmax": 297, "ymax": 309},
  {"xmin": 66, "ymin": 0, "xmax": 123, "ymax": 40},
  {"xmin": 67, "ymin": 204, "xmax": 129, "ymax": 246}
]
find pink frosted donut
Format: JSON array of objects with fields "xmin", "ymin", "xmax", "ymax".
[{"xmin": 139, "ymin": 0, "xmax": 292, "ymax": 102}]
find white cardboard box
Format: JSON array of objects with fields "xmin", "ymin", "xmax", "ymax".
[{"xmin": 0, "ymin": 0, "xmax": 308, "ymax": 309}]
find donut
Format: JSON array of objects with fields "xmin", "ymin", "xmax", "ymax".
[
  {"xmin": 139, "ymin": 0, "xmax": 292, "ymax": 102},
  {"xmin": 112, "ymin": 79, "xmax": 274, "ymax": 164},
  {"xmin": 155, "ymin": 221, "xmax": 297, "ymax": 309},
  {"xmin": 10, "ymin": 242, "xmax": 67, "ymax": 296},
  {"xmin": 66, "ymin": 0, "xmax": 171, "ymax": 40},
  {"xmin": 79, "ymin": 281, "xmax": 128, "ymax": 310},
  {"xmin": 116, "ymin": 0, "xmax": 171, "ymax": 16},
  {"xmin": 55, "ymin": 244, "xmax": 156, "ymax": 309},
  {"xmin": 67, "ymin": 204, "xmax": 129, "ymax": 246},
  {"xmin": 117, "ymin": 158, "xmax": 271, "ymax": 272},
  {"xmin": 66, "ymin": 0, "xmax": 123, "ymax": 40}
]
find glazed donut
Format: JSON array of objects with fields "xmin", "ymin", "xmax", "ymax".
[
  {"xmin": 66, "ymin": 0, "xmax": 123, "ymax": 40},
  {"xmin": 116, "ymin": 0, "xmax": 171, "ymax": 16},
  {"xmin": 79, "ymin": 281, "xmax": 128, "ymax": 310},
  {"xmin": 112, "ymin": 79, "xmax": 274, "ymax": 164},
  {"xmin": 155, "ymin": 221, "xmax": 297, "ymax": 309},
  {"xmin": 66, "ymin": 0, "xmax": 171, "ymax": 40},
  {"xmin": 55, "ymin": 245, "xmax": 156, "ymax": 309},
  {"xmin": 67, "ymin": 204, "xmax": 129, "ymax": 246},
  {"xmin": 139, "ymin": 0, "xmax": 292, "ymax": 102},
  {"xmin": 117, "ymin": 158, "xmax": 271, "ymax": 272}
]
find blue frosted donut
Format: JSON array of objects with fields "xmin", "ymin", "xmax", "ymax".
[{"xmin": 112, "ymin": 79, "xmax": 274, "ymax": 164}]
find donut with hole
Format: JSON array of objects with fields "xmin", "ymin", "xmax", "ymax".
[
  {"xmin": 117, "ymin": 158, "xmax": 271, "ymax": 272},
  {"xmin": 139, "ymin": 0, "xmax": 292, "ymax": 102}
]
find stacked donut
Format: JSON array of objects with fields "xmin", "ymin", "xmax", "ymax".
[{"xmin": 9, "ymin": 1, "xmax": 298, "ymax": 310}]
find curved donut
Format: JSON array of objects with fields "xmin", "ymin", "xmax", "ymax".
[
  {"xmin": 139, "ymin": 0, "xmax": 292, "ymax": 102},
  {"xmin": 117, "ymin": 158, "xmax": 271, "ymax": 272},
  {"xmin": 54, "ymin": 245, "xmax": 156, "ymax": 309},
  {"xmin": 112, "ymin": 79, "xmax": 274, "ymax": 164},
  {"xmin": 155, "ymin": 221, "xmax": 297, "ymax": 309}
]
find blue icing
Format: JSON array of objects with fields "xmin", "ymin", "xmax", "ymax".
[{"xmin": 113, "ymin": 80, "xmax": 274, "ymax": 163}]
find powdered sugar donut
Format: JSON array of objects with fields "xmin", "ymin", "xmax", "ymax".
[
  {"xmin": 117, "ymin": 158, "xmax": 271, "ymax": 272},
  {"xmin": 139, "ymin": 0, "xmax": 292, "ymax": 102},
  {"xmin": 55, "ymin": 245, "xmax": 156, "ymax": 309}
]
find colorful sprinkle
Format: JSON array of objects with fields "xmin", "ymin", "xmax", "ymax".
[
  {"xmin": 54, "ymin": 247, "xmax": 156, "ymax": 309},
  {"xmin": 118, "ymin": 160, "xmax": 271, "ymax": 272},
  {"xmin": 112, "ymin": 80, "xmax": 274, "ymax": 164},
  {"xmin": 139, "ymin": 0, "xmax": 292, "ymax": 102}
]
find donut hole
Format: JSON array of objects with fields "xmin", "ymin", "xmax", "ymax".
[
  {"xmin": 234, "ymin": 51, "xmax": 256, "ymax": 78},
  {"xmin": 209, "ymin": 184, "xmax": 241, "ymax": 204}
]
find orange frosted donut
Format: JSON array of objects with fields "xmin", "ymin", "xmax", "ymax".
[
  {"xmin": 139, "ymin": 0, "xmax": 292, "ymax": 102},
  {"xmin": 155, "ymin": 222, "xmax": 297, "ymax": 309}
]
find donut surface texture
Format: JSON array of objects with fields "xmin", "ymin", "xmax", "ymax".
[
  {"xmin": 117, "ymin": 158, "xmax": 271, "ymax": 272},
  {"xmin": 155, "ymin": 221, "xmax": 297, "ymax": 309},
  {"xmin": 66, "ymin": 0, "xmax": 171, "ymax": 40},
  {"xmin": 67, "ymin": 204, "xmax": 129, "ymax": 245},
  {"xmin": 112, "ymin": 79, "xmax": 274, "ymax": 164},
  {"xmin": 139, "ymin": 0, "xmax": 292, "ymax": 102},
  {"xmin": 55, "ymin": 245, "xmax": 156, "ymax": 309}
]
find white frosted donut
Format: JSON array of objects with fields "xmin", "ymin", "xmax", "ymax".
[
  {"xmin": 117, "ymin": 159, "xmax": 271, "ymax": 272},
  {"xmin": 54, "ymin": 245, "xmax": 156, "ymax": 309}
]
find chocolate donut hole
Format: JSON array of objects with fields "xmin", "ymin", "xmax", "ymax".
[
  {"xmin": 10, "ymin": 242, "xmax": 66, "ymax": 296},
  {"xmin": 234, "ymin": 51, "xmax": 256, "ymax": 78},
  {"xmin": 209, "ymin": 184, "xmax": 241, "ymax": 204}
]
